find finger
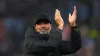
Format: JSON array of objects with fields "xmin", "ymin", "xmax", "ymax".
[
  {"xmin": 55, "ymin": 9, "xmax": 61, "ymax": 19},
  {"xmin": 74, "ymin": 6, "xmax": 76, "ymax": 11},
  {"xmin": 55, "ymin": 9, "xmax": 60, "ymax": 14},
  {"xmin": 74, "ymin": 6, "xmax": 77, "ymax": 13},
  {"xmin": 69, "ymin": 13, "xmax": 71, "ymax": 17},
  {"xmin": 68, "ymin": 13, "xmax": 71, "ymax": 19},
  {"xmin": 54, "ymin": 9, "xmax": 59, "ymax": 20},
  {"xmin": 72, "ymin": 6, "xmax": 77, "ymax": 16}
]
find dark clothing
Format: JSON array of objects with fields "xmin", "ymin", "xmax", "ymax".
[
  {"xmin": 23, "ymin": 27, "xmax": 81, "ymax": 56},
  {"xmin": 23, "ymin": 13, "xmax": 81, "ymax": 56}
]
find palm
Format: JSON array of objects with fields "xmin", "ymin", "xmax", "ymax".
[
  {"xmin": 68, "ymin": 6, "xmax": 77, "ymax": 24},
  {"xmin": 54, "ymin": 9, "xmax": 64, "ymax": 26}
]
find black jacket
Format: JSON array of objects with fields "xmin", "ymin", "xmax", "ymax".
[{"xmin": 23, "ymin": 13, "xmax": 81, "ymax": 56}]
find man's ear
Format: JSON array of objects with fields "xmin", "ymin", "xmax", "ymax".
[
  {"xmin": 34, "ymin": 25, "xmax": 38, "ymax": 32},
  {"xmin": 50, "ymin": 24, "xmax": 52, "ymax": 29},
  {"xmin": 50, "ymin": 24, "xmax": 52, "ymax": 26},
  {"xmin": 33, "ymin": 25, "xmax": 36, "ymax": 28}
]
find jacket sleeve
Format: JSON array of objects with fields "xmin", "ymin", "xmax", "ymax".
[
  {"xmin": 24, "ymin": 27, "xmax": 62, "ymax": 54},
  {"xmin": 59, "ymin": 26, "xmax": 81, "ymax": 55}
]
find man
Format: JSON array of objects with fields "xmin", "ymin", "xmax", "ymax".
[{"xmin": 23, "ymin": 6, "xmax": 81, "ymax": 56}]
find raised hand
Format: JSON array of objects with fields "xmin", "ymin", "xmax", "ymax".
[
  {"xmin": 68, "ymin": 6, "xmax": 77, "ymax": 27},
  {"xmin": 54, "ymin": 9, "xmax": 64, "ymax": 30}
]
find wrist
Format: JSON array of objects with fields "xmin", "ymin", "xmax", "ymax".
[
  {"xmin": 70, "ymin": 22, "xmax": 77, "ymax": 27},
  {"xmin": 58, "ymin": 25, "xmax": 63, "ymax": 30}
]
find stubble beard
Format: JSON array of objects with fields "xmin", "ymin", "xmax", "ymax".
[{"xmin": 39, "ymin": 28, "xmax": 50, "ymax": 34}]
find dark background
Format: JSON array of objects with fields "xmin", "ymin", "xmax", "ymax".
[{"xmin": 0, "ymin": 0, "xmax": 100, "ymax": 56}]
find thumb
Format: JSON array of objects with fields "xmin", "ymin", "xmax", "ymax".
[
  {"xmin": 69, "ymin": 13, "xmax": 71, "ymax": 17},
  {"xmin": 55, "ymin": 9, "xmax": 60, "ymax": 14}
]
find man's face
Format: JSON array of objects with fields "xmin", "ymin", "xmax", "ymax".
[{"xmin": 34, "ymin": 22, "xmax": 52, "ymax": 34}]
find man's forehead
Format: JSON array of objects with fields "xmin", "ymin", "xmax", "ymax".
[{"xmin": 35, "ymin": 19, "xmax": 51, "ymax": 24}]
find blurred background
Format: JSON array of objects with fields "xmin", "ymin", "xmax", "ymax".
[{"xmin": 0, "ymin": 0, "xmax": 100, "ymax": 56}]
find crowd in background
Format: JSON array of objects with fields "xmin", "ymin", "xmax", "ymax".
[{"xmin": 0, "ymin": 0, "xmax": 100, "ymax": 56}]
